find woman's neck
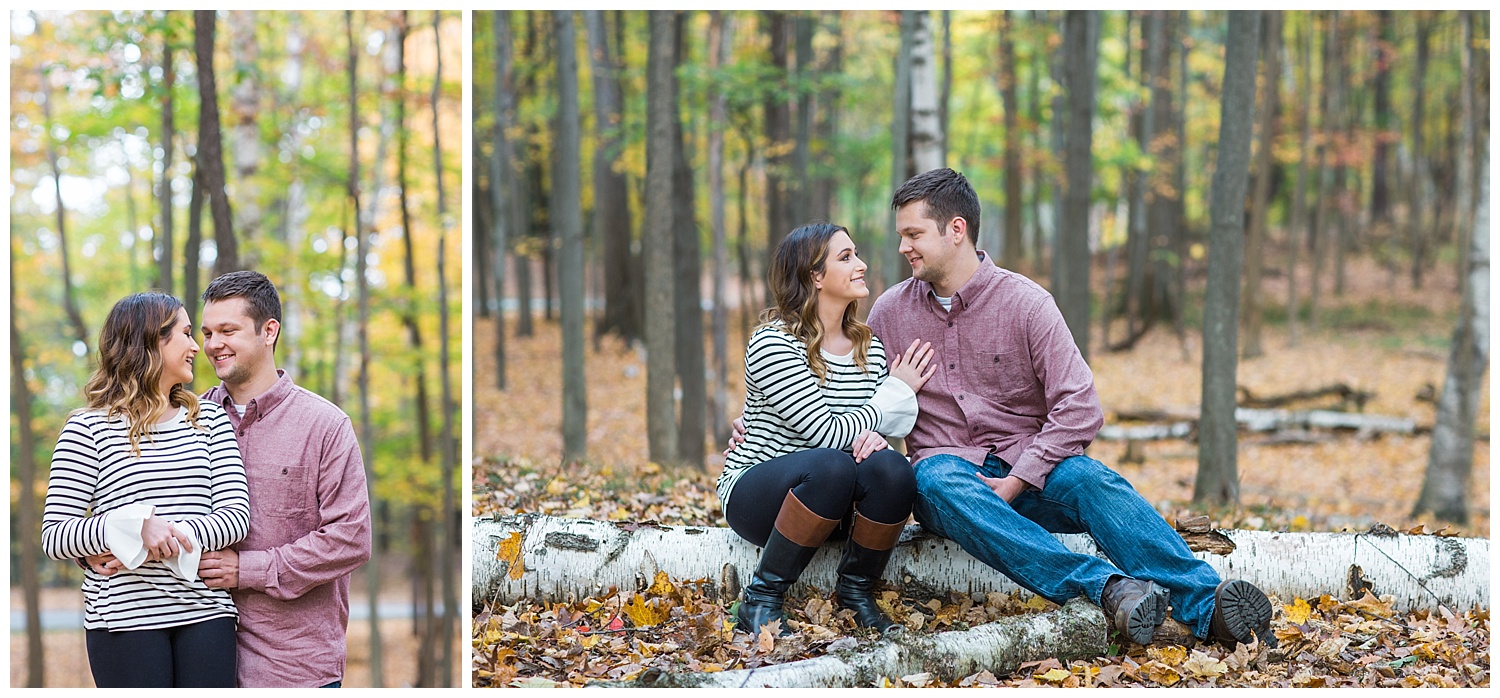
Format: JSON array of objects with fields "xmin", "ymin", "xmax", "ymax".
[
  {"xmin": 156, "ymin": 384, "xmax": 180, "ymax": 423},
  {"xmin": 816, "ymin": 299, "xmax": 852, "ymax": 353}
]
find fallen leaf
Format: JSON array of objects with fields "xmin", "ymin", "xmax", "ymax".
[
  {"xmin": 756, "ymin": 621, "xmax": 779, "ymax": 652},
  {"xmin": 1141, "ymin": 660, "xmax": 1182, "ymax": 686},
  {"xmin": 1147, "ymin": 645, "xmax": 1188, "ymax": 666},
  {"xmin": 496, "ymin": 531, "xmax": 525, "ymax": 580},
  {"xmin": 901, "ymin": 672, "xmax": 934, "ymax": 687},
  {"xmin": 622, "ymin": 593, "xmax": 668, "ymax": 628},
  {"xmin": 1183, "ymin": 650, "xmax": 1228, "ymax": 679},
  {"xmin": 647, "ymin": 570, "xmax": 675, "ymax": 596},
  {"xmin": 1037, "ymin": 668, "xmax": 1072, "ymax": 684},
  {"xmin": 1284, "ymin": 597, "xmax": 1313, "ymax": 625},
  {"xmin": 510, "ymin": 677, "xmax": 561, "ymax": 688}
]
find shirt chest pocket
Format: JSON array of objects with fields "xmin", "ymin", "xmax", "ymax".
[
  {"xmin": 251, "ymin": 465, "xmax": 311, "ymax": 519},
  {"xmin": 964, "ymin": 351, "xmax": 1036, "ymax": 402}
]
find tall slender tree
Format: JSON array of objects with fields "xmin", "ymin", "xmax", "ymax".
[
  {"xmin": 999, "ymin": 10, "xmax": 1024, "ymax": 269},
  {"xmin": 344, "ymin": 10, "xmax": 383, "ymax": 686},
  {"xmin": 431, "ymin": 12, "xmax": 458, "ymax": 685},
  {"xmin": 1286, "ymin": 16, "xmax": 1314, "ymax": 347},
  {"xmin": 1241, "ymin": 11, "xmax": 1282, "ymax": 359},
  {"xmin": 396, "ymin": 10, "xmax": 433, "ymax": 462},
  {"xmin": 672, "ymin": 12, "xmax": 707, "ymax": 468},
  {"xmin": 645, "ymin": 11, "xmax": 680, "ymax": 465},
  {"xmin": 1406, "ymin": 14, "xmax": 1432, "ymax": 289},
  {"xmin": 1054, "ymin": 10, "xmax": 1098, "ymax": 360},
  {"xmin": 1196, "ymin": 10, "xmax": 1261, "ymax": 506},
  {"xmin": 157, "ymin": 14, "xmax": 176, "ymax": 295},
  {"xmin": 887, "ymin": 11, "xmax": 914, "ymax": 290},
  {"xmin": 908, "ymin": 10, "xmax": 944, "ymax": 173},
  {"xmin": 38, "ymin": 62, "xmax": 91, "ymax": 357},
  {"xmin": 554, "ymin": 10, "xmax": 587, "ymax": 462},
  {"xmin": 195, "ymin": 10, "xmax": 239, "ymax": 276},
  {"xmin": 585, "ymin": 10, "xmax": 639, "ymax": 342},
  {"xmin": 707, "ymin": 10, "xmax": 734, "ymax": 446},
  {"xmin": 762, "ymin": 11, "xmax": 793, "ymax": 276},
  {"xmin": 12, "ymin": 268, "xmax": 44, "ymax": 686}
]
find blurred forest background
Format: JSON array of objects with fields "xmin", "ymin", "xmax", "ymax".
[
  {"xmin": 474, "ymin": 11, "xmax": 1489, "ymax": 685},
  {"xmin": 10, "ymin": 10, "xmax": 463, "ymax": 688}
]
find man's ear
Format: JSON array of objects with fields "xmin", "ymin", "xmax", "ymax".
[
  {"xmin": 948, "ymin": 216, "xmax": 968, "ymax": 244},
  {"xmin": 263, "ymin": 318, "xmax": 281, "ymax": 347}
]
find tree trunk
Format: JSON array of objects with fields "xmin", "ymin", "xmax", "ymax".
[
  {"xmin": 1369, "ymin": 10, "xmax": 1394, "ymax": 226},
  {"xmin": 474, "ymin": 515, "xmax": 1492, "ymax": 613},
  {"xmin": 1240, "ymin": 12, "xmax": 1280, "ymax": 360},
  {"xmin": 907, "ymin": 10, "xmax": 944, "ymax": 173},
  {"xmin": 623, "ymin": 600, "xmax": 1105, "ymax": 688},
  {"xmin": 585, "ymin": 10, "xmax": 639, "ymax": 343},
  {"xmin": 431, "ymin": 13, "xmax": 459, "ymax": 685},
  {"xmin": 157, "ymin": 17, "xmax": 176, "ymax": 295},
  {"xmin": 227, "ymin": 10, "xmax": 262, "ymax": 262},
  {"xmin": 1127, "ymin": 11, "xmax": 1166, "ymax": 342},
  {"xmin": 11, "ymin": 271, "xmax": 45, "ymax": 686},
  {"xmin": 1046, "ymin": 11, "xmax": 1068, "ymax": 282},
  {"xmin": 939, "ymin": 10, "xmax": 952, "ymax": 166},
  {"xmin": 184, "ymin": 158, "xmax": 205, "ymax": 347},
  {"xmin": 1286, "ymin": 18, "xmax": 1313, "ymax": 347},
  {"xmin": 553, "ymin": 10, "xmax": 587, "ymax": 462},
  {"xmin": 886, "ymin": 11, "xmax": 914, "ymax": 289},
  {"xmin": 344, "ymin": 11, "xmax": 383, "ymax": 686},
  {"xmin": 792, "ymin": 13, "xmax": 813, "ymax": 228},
  {"xmin": 809, "ymin": 11, "xmax": 842, "ymax": 224},
  {"xmin": 396, "ymin": 10, "xmax": 433, "ymax": 462},
  {"xmin": 1308, "ymin": 12, "xmax": 1341, "ymax": 333},
  {"xmin": 194, "ymin": 10, "xmax": 238, "ymax": 277},
  {"xmin": 1454, "ymin": 11, "xmax": 1476, "ymax": 292},
  {"xmin": 1406, "ymin": 15, "xmax": 1432, "ymax": 290},
  {"xmin": 645, "ymin": 11, "xmax": 680, "ymax": 465},
  {"xmin": 1054, "ymin": 10, "xmax": 1097, "ymax": 361},
  {"xmin": 39, "ymin": 65, "xmax": 91, "ymax": 356},
  {"xmin": 493, "ymin": 11, "xmax": 520, "ymax": 386},
  {"xmin": 999, "ymin": 10, "xmax": 1023, "ymax": 269},
  {"xmin": 1413, "ymin": 157, "xmax": 1488, "ymax": 524},
  {"xmin": 1196, "ymin": 10, "xmax": 1260, "ymax": 507},
  {"xmin": 672, "ymin": 12, "xmax": 707, "ymax": 469},
  {"xmin": 707, "ymin": 11, "xmax": 733, "ymax": 446},
  {"xmin": 762, "ymin": 11, "xmax": 792, "ymax": 282}
]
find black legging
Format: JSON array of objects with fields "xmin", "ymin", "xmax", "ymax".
[
  {"xmin": 725, "ymin": 447, "xmax": 916, "ymax": 547},
  {"xmin": 85, "ymin": 615, "xmax": 237, "ymax": 687}
]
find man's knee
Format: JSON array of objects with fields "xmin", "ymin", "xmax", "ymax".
[{"xmin": 912, "ymin": 454, "xmax": 976, "ymax": 493}]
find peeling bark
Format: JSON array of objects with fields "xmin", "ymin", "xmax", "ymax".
[
  {"xmin": 475, "ymin": 515, "xmax": 1489, "ymax": 614},
  {"xmin": 607, "ymin": 599, "xmax": 1105, "ymax": 688}
]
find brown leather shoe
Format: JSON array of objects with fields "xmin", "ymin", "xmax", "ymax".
[
  {"xmin": 1208, "ymin": 579, "xmax": 1275, "ymax": 648},
  {"xmin": 1100, "ymin": 576, "xmax": 1169, "ymax": 645}
]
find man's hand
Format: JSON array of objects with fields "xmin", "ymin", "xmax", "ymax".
[
  {"xmin": 141, "ymin": 515, "xmax": 193, "ymax": 561},
  {"xmin": 724, "ymin": 416, "xmax": 747, "ymax": 456},
  {"xmin": 850, "ymin": 429, "xmax": 890, "ymax": 463},
  {"xmin": 82, "ymin": 552, "xmax": 125, "ymax": 576},
  {"xmin": 199, "ymin": 549, "xmax": 241, "ymax": 589},
  {"xmin": 977, "ymin": 473, "xmax": 1029, "ymax": 504}
]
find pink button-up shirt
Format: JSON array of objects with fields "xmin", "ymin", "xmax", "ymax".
[
  {"xmin": 867, "ymin": 253, "xmax": 1103, "ymax": 490},
  {"xmin": 204, "ymin": 371, "xmax": 372, "ymax": 688}
]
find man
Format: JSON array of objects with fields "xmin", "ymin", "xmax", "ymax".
[
  {"xmin": 89, "ymin": 271, "xmax": 372, "ymax": 687},
  {"xmin": 865, "ymin": 168, "xmax": 1273, "ymax": 648}
]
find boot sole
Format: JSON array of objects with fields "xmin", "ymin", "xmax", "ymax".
[
  {"xmin": 1118, "ymin": 582, "xmax": 1169, "ymax": 645},
  {"xmin": 1214, "ymin": 580, "xmax": 1274, "ymax": 647}
]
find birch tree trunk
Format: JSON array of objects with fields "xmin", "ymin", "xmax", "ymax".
[
  {"xmin": 344, "ymin": 11, "xmax": 383, "ymax": 685},
  {"xmin": 1413, "ymin": 157, "xmax": 1488, "ymax": 524},
  {"xmin": 644, "ymin": 11, "xmax": 679, "ymax": 465},
  {"xmin": 554, "ymin": 10, "xmax": 586, "ymax": 461},
  {"xmin": 195, "ymin": 10, "xmax": 238, "ymax": 276},
  {"xmin": 1054, "ymin": 10, "xmax": 1097, "ymax": 361},
  {"xmin": 907, "ymin": 10, "xmax": 943, "ymax": 173},
  {"xmin": 623, "ymin": 600, "xmax": 1105, "ymax": 688},
  {"xmin": 227, "ymin": 10, "xmax": 262, "ymax": 262},
  {"xmin": 886, "ymin": 11, "xmax": 913, "ymax": 290},
  {"xmin": 1196, "ymin": 10, "xmax": 1261, "ymax": 507},
  {"xmin": 1241, "ymin": 11, "xmax": 1280, "ymax": 360},
  {"xmin": 475, "ymin": 516, "xmax": 1491, "ymax": 613}
]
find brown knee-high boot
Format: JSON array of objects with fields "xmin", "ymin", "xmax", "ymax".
[
  {"xmin": 736, "ymin": 490, "xmax": 839, "ymax": 636},
  {"xmin": 833, "ymin": 510, "xmax": 905, "ymax": 632}
]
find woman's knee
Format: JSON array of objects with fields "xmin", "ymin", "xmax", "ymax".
[
  {"xmin": 861, "ymin": 450, "xmax": 916, "ymax": 492},
  {"xmin": 800, "ymin": 448, "xmax": 858, "ymax": 489}
]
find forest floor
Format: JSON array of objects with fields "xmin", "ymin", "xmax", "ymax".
[{"xmin": 471, "ymin": 254, "xmax": 1490, "ymax": 688}]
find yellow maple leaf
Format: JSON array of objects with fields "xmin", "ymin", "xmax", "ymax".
[
  {"xmin": 496, "ymin": 531, "xmax": 525, "ymax": 580},
  {"xmin": 1284, "ymin": 597, "xmax": 1312, "ymax": 625},
  {"xmin": 1037, "ymin": 668, "xmax": 1073, "ymax": 684},
  {"xmin": 1141, "ymin": 661, "xmax": 1182, "ymax": 686},
  {"xmin": 1183, "ymin": 650, "xmax": 1228, "ymax": 679},
  {"xmin": 647, "ymin": 571, "xmax": 676, "ymax": 596},
  {"xmin": 1148, "ymin": 645, "xmax": 1187, "ymax": 666},
  {"xmin": 1022, "ymin": 594, "xmax": 1051, "ymax": 612},
  {"xmin": 622, "ymin": 593, "xmax": 668, "ymax": 628}
]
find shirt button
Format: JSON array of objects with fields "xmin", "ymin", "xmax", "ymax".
[
  {"xmin": 958, "ymin": 395, "xmax": 965, "ymax": 401},
  {"xmin": 948, "ymin": 321, "xmax": 954, "ymax": 327},
  {"xmin": 948, "ymin": 363, "xmax": 955, "ymax": 370}
]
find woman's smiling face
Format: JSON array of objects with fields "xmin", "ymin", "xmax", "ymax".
[
  {"xmin": 158, "ymin": 306, "xmax": 198, "ymax": 392},
  {"xmin": 814, "ymin": 229, "xmax": 869, "ymax": 306}
]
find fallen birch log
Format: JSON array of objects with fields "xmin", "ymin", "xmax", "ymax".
[
  {"xmin": 474, "ymin": 515, "xmax": 1489, "ymax": 613},
  {"xmin": 1099, "ymin": 407, "xmax": 1417, "ymax": 441},
  {"xmin": 598, "ymin": 598, "xmax": 1106, "ymax": 688}
]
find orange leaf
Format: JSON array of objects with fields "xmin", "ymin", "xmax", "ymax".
[{"xmin": 496, "ymin": 531, "xmax": 525, "ymax": 580}]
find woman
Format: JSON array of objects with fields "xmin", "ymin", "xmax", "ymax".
[
  {"xmin": 42, "ymin": 292, "xmax": 250, "ymax": 687},
  {"xmin": 719, "ymin": 222, "xmax": 934, "ymax": 635}
]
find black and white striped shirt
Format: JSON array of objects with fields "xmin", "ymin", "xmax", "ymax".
[
  {"xmin": 718, "ymin": 325, "xmax": 917, "ymax": 509},
  {"xmin": 42, "ymin": 400, "xmax": 250, "ymax": 631}
]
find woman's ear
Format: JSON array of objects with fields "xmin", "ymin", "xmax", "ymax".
[{"xmin": 812, "ymin": 270, "xmax": 824, "ymax": 290}]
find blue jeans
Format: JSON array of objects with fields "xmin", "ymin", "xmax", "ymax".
[{"xmin": 912, "ymin": 453, "xmax": 1222, "ymax": 638}]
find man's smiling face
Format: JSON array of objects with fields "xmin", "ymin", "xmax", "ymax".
[{"xmin": 201, "ymin": 297, "xmax": 277, "ymax": 388}]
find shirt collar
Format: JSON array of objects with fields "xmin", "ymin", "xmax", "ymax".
[{"xmin": 213, "ymin": 369, "xmax": 294, "ymax": 421}]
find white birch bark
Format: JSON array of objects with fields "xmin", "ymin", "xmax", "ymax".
[
  {"xmin": 600, "ymin": 598, "xmax": 1105, "ymax": 688},
  {"xmin": 1098, "ymin": 408, "xmax": 1417, "ymax": 441},
  {"xmin": 475, "ymin": 515, "xmax": 1489, "ymax": 613},
  {"xmin": 905, "ymin": 10, "xmax": 943, "ymax": 173}
]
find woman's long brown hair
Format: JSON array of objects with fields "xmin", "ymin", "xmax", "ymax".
[
  {"xmin": 758, "ymin": 223, "xmax": 873, "ymax": 382},
  {"xmin": 78, "ymin": 292, "xmax": 201, "ymax": 456}
]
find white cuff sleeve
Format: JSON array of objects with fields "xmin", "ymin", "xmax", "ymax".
[
  {"xmin": 870, "ymin": 377, "xmax": 919, "ymax": 438},
  {"xmin": 101, "ymin": 503, "xmax": 203, "ymax": 582}
]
